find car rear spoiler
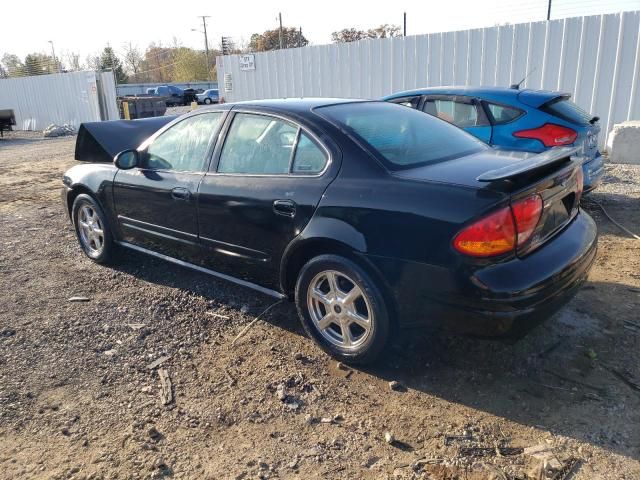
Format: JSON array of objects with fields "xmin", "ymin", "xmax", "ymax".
[
  {"xmin": 476, "ymin": 147, "xmax": 579, "ymax": 182},
  {"xmin": 75, "ymin": 116, "xmax": 176, "ymax": 163}
]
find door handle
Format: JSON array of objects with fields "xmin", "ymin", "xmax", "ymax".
[
  {"xmin": 171, "ymin": 187, "xmax": 191, "ymax": 201},
  {"xmin": 273, "ymin": 199, "xmax": 296, "ymax": 217}
]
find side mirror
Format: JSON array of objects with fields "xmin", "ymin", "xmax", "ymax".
[{"xmin": 114, "ymin": 149, "xmax": 139, "ymax": 169}]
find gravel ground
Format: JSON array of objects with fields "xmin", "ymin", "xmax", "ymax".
[{"xmin": 0, "ymin": 130, "xmax": 639, "ymax": 480}]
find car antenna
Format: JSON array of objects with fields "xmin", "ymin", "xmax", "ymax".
[{"xmin": 510, "ymin": 67, "xmax": 537, "ymax": 90}]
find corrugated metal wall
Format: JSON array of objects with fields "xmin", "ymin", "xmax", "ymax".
[
  {"xmin": 217, "ymin": 11, "xmax": 640, "ymax": 146},
  {"xmin": 0, "ymin": 70, "xmax": 118, "ymax": 131}
]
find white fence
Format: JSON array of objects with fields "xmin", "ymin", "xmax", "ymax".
[
  {"xmin": 217, "ymin": 11, "xmax": 640, "ymax": 147},
  {"xmin": 0, "ymin": 70, "xmax": 118, "ymax": 131}
]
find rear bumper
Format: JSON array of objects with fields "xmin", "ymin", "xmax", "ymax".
[
  {"xmin": 365, "ymin": 210, "xmax": 598, "ymax": 337},
  {"xmin": 582, "ymin": 152, "xmax": 604, "ymax": 192}
]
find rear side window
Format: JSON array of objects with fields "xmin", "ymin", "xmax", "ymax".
[
  {"xmin": 541, "ymin": 98, "xmax": 593, "ymax": 126},
  {"xmin": 218, "ymin": 113, "xmax": 297, "ymax": 174},
  {"xmin": 292, "ymin": 132, "xmax": 327, "ymax": 174},
  {"xmin": 317, "ymin": 102, "xmax": 486, "ymax": 171},
  {"xmin": 484, "ymin": 102, "xmax": 523, "ymax": 125},
  {"xmin": 218, "ymin": 113, "xmax": 328, "ymax": 175},
  {"xmin": 423, "ymin": 99, "xmax": 484, "ymax": 127}
]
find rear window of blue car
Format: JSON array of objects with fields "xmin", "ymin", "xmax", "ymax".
[
  {"xmin": 541, "ymin": 97, "xmax": 592, "ymax": 126},
  {"xmin": 316, "ymin": 102, "xmax": 487, "ymax": 170}
]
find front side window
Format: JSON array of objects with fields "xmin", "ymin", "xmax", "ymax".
[
  {"xmin": 423, "ymin": 99, "xmax": 482, "ymax": 128},
  {"xmin": 317, "ymin": 102, "xmax": 486, "ymax": 171},
  {"xmin": 218, "ymin": 113, "xmax": 328, "ymax": 175},
  {"xmin": 146, "ymin": 113, "xmax": 223, "ymax": 172}
]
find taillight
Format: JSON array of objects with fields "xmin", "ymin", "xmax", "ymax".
[
  {"xmin": 453, "ymin": 194, "xmax": 543, "ymax": 257},
  {"xmin": 513, "ymin": 123, "xmax": 577, "ymax": 147},
  {"xmin": 511, "ymin": 195, "xmax": 543, "ymax": 246},
  {"xmin": 453, "ymin": 206, "xmax": 516, "ymax": 257}
]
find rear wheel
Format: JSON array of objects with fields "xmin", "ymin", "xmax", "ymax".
[
  {"xmin": 72, "ymin": 194, "xmax": 116, "ymax": 264},
  {"xmin": 295, "ymin": 254, "xmax": 391, "ymax": 364},
  {"xmin": 204, "ymin": 98, "xmax": 212, "ymax": 105}
]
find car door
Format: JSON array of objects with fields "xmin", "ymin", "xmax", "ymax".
[
  {"xmin": 197, "ymin": 110, "xmax": 337, "ymax": 289},
  {"xmin": 420, "ymin": 95, "xmax": 492, "ymax": 143},
  {"xmin": 113, "ymin": 111, "xmax": 225, "ymax": 260}
]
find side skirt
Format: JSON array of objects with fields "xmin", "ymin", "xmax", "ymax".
[{"xmin": 117, "ymin": 241, "xmax": 286, "ymax": 300}]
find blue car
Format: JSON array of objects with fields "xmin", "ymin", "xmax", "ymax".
[{"xmin": 383, "ymin": 87, "xmax": 604, "ymax": 192}]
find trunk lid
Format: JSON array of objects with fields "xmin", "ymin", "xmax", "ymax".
[{"xmin": 394, "ymin": 147, "xmax": 583, "ymax": 255}]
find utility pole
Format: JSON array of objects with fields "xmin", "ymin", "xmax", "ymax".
[
  {"xmin": 403, "ymin": 12, "xmax": 407, "ymax": 36},
  {"xmin": 198, "ymin": 16, "xmax": 211, "ymax": 80},
  {"xmin": 48, "ymin": 40, "xmax": 60, "ymax": 73},
  {"xmin": 298, "ymin": 27, "xmax": 302, "ymax": 48},
  {"xmin": 546, "ymin": 0, "xmax": 552, "ymax": 20},
  {"xmin": 278, "ymin": 12, "xmax": 284, "ymax": 49}
]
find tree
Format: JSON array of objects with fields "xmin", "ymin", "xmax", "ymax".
[
  {"xmin": 1, "ymin": 53, "xmax": 26, "ymax": 77},
  {"xmin": 331, "ymin": 24, "xmax": 402, "ymax": 43},
  {"xmin": 66, "ymin": 52, "xmax": 82, "ymax": 71},
  {"xmin": 24, "ymin": 53, "xmax": 59, "ymax": 76},
  {"xmin": 99, "ymin": 46, "xmax": 128, "ymax": 83},
  {"xmin": 172, "ymin": 48, "xmax": 209, "ymax": 82},
  {"xmin": 249, "ymin": 27, "xmax": 308, "ymax": 51},
  {"xmin": 331, "ymin": 28, "xmax": 368, "ymax": 43},
  {"xmin": 123, "ymin": 42, "xmax": 143, "ymax": 81},
  {"xmin": 367, "ymin": 24, "xmax": 401, "ymax": 39}
]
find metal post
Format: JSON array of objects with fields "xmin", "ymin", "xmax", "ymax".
[
  {"xmin": 48, "ymin": 40, "xmax": 59, "ymax": 73},
  {"xmin": 199, "ymin": 16, "xmax": 211, "ymax": 80},
  {"xmin": 547, "ymin": 0, "xmax": 552, "ymax": 20},
  {"xmin": 279, "ymin": 12, "xmax": 284, "ymax": 49},
  {"xmin": 403, "ymin": 12, "xmax": 407, "ymax": 36},
  {"xmin": 298, "ymin": 27, "xmax": 302, "ymax": 47}
]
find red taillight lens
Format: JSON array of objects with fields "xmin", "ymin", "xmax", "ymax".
[
  {"xmin": 513, "ymin": 123, "xmax": 577, "ymax": 147},
  {"xmin": 453, "ymin": 206, "xmax": 516, "ymax": 257},
  {"xmin": 511, "ymin": 195, "xmax": 543, "ymax": 246},
  {"xmin": 453, "ymin": 194, "xmax": 543, "ymax": 257}
]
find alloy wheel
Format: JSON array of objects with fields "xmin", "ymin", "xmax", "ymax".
[
  {"xmin": 307, "ymin": 270, "xmax": 374, "ymax": 350},
  {"xmin": 77, "ymin": 205, "xmax": 104, "ymax": 255}
]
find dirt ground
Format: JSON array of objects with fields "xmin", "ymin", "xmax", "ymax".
[{"xmin": 0, "ymin": 131, "xmax": 639, "ymax": 480}]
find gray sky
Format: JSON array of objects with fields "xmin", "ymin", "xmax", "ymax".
[{"xmin": 2, "ymin": 0, "xmax": 639, "ymax": 63}]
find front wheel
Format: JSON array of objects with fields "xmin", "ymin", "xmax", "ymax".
[
  {"xmin": 295, "ymin": 254, "xmax": 391, "ymax": 364},
  {"xmin": 72, "ymin": 194, "xmax": 116, "ymax": 264},
  {"xmin": 204, "ymin": 98, "xmax": 212, "ymax": 105}
]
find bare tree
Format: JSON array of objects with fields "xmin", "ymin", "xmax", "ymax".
[
  {"xmin": 123, "ymin": 42, "xmax": 143, "ymax": 79},
  {"xmin": 65, "ymin": 52, "xmax": 82, "ymax": 71}
]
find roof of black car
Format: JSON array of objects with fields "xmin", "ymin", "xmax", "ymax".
[{"xmin": 231, "ymin": 97, "xmax": 368, "ymax": 112}]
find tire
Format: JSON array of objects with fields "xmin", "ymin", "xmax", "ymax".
[
  {"xmin": 72, "ymin": 194, "xmax": 116, "ymax": 264},
  {"xmin": 295, "ymin": 254, "xmax": 391, "ymax": 365},
  {"xmin": 204, "ymin": 98, "xmax": 212, "ymax": 105}
]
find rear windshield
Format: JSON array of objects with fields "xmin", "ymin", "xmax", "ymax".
[
  {"xmin": 316, "ymin": 102, "xmax": 487, "ymax": 170},
  {"xmin": 542, "ymin": 97, "xmax": 593, "ymax": 126}
]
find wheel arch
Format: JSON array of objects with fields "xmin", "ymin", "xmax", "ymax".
[{"xmin": 280, "ymin": 236, "xmax": 398, "ymax": 323}]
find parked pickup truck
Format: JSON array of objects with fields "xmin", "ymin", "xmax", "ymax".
[{"xmin": 146, "ymin": 86, "xmax": 197, "ymax": 106}]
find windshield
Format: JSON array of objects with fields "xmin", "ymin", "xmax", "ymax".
[
  {"xmin": 316, "ymin": 102, "xmax": 487, "ymax": 170},
  {"xmin": 542, "ymin": 97, "xmax": 593, "ymax": 126}
]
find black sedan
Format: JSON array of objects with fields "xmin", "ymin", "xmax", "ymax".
[{"xmin": 62, "ymin": 99, "xmax": 597, "ymax": 364}]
